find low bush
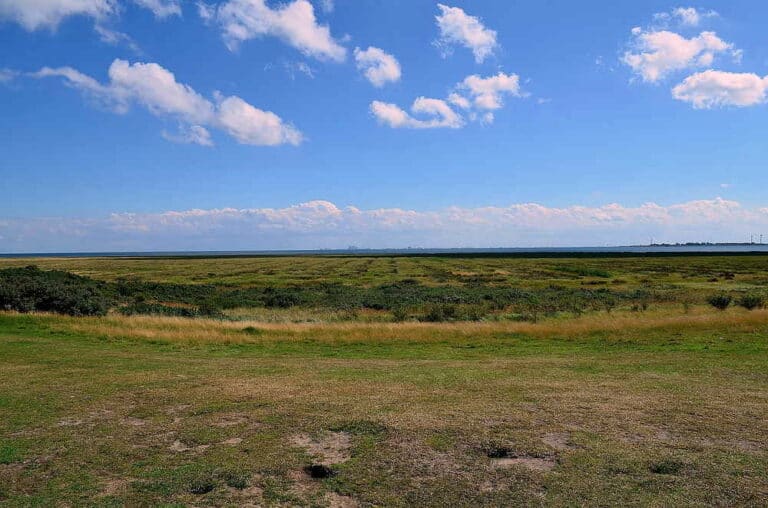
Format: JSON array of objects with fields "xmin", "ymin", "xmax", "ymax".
[
  {"xmin": 737, "ymin": 294, "xmax": 764, "ymax": 310},
  {"xmin": 707, "ymin": 294, "xmax": 732, "ymax": 311}
]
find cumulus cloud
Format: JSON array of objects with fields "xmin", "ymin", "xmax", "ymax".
[
  {"xmin": 372, "ymin": 71, "xmax": 524, "ymax": 129},
  {"xmin": 32, "ymin": 59, "xmax": 302, "ymax": 146},
  {"xmin": 434, "ymin": 3, "xmax": 498, "ymax": 63},
  {"xmin": 370, "ymin": 98, "xmax": 462, "ymax": 129},
  {"xmin": 623, "ymin": 28, "xmax": 735, "ymax": 82},
  {"xmin": 204, "ymin": 0, "xmax": 346, "ymax": 62},
  {"xmin": 2, "ymin": 198, "xmax": 766, "ymax": 252},
  {"xmin": 457, "ymin": 72, "xmax": 521, "ymax": 110},
  {"xmin": 672, "ymin": 70, "xmax": 768, "ymax": 108},
  {"xmin": 354, "ymin": 46, "xmax": 401, "ymax": 87}
]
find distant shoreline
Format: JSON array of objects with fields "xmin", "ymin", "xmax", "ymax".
[{"xmin": 3, "ymin": 244, "xmax": 768, "ymax": 259}]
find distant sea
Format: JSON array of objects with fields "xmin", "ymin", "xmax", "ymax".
[{"xmin": 3, "ymin": 245, "xmax": 768, "ymax": 258}]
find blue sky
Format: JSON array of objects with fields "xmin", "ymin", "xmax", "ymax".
[{"xmin": 1, "ymin": 0, "xmax": 768, "ymax": 252}]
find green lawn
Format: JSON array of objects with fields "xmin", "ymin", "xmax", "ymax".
[{"xmin": 1, "ymin": 312, "xmax": 766, "ymax": 506}]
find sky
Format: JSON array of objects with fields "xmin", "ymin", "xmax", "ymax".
[{"xmin": 1, "ymin": 0, "xmax": 768, "ymax": 252}]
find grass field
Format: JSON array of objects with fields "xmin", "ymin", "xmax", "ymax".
[
  {"xmin": 2, "ymin": 253, "xmax": 767, "ymax": 288},
  {"xmin": 1, "ymin": 254, "xmax": 767, "ymax": 506}
]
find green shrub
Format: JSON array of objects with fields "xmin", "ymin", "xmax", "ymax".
[
  {"xmin": 391, "ymin": 306, "xmax": 409, "ymax": 322},
  {"xmin": 419, "ymin": 304, "xmax": 457, "ymax": 322},
  {"xmin": 707, "ymin": 294, "xmax": 732, "ymax": 310},
  {"xmin": 0, "ymin": 266, "xmax": 111, "ymax": 316},
  {"xmin": 737, "ymin": 294, "xmax": 764, "ymax": 310}
]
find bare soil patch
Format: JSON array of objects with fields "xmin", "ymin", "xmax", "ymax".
[
  {"xmin": 490, "ymin": 456, "xmax": 557, "ymax": 471},
  {"xmin": 121, "ymin": 417, "xmax": 147, "ymax": 427},
  {"xmin": 212, "ymin": 412, "xmax": 250, "ymax": 427},
  {"xmin": 541, "ymin": 432, "xmax": 574, "ymax": 450},
  {"xmin": 290, "ymin": 431, "xmax": 352, "ymax": 465}
]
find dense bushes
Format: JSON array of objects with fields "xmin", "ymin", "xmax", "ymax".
[
  {"xmin": 0, "ymin": 265, "xmax": 742, "ymax": 321},
  {"xmin": 0, "ymin": 266, "xmax": 111, "ymax": 316}
]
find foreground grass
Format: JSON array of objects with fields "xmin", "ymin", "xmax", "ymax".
[{"xmin": 1, "ymin": 310, "xmax": 767, "ymax": 506}]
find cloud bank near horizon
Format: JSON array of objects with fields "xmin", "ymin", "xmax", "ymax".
[{"xmin": 2, "ymin": 198, "xmax": 766, "ymax": 253}]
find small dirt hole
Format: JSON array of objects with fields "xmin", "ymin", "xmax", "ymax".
[
  {"xmin": 304, "ymin": 464, "xmax": 335, "ymax": 479},
  {"xmin": 486, "ymin": 447, "xmax": 512, "ymax": 459},
  {"xmin": 188, "ymin": 478, "xmax": 216, "ymax": 495},
  {"xmin": 649, "ymin": 459, "xmax": 685, "ymax": 475}
]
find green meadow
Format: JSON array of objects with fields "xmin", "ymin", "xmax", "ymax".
[{"xmin": 0, "ymin": 254, "xmax": 767, "ymax": 506}]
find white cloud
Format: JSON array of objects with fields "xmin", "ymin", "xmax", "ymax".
[
  {"xmin": 0, "ymin": 0, "xmax": 117, "ymax": 30},
  {"xmin": 196, "ymin": 1, "xmax": 214, "ymax": 20},
  {"xmin": 205, "ymin": 0, "xmax": 346, "ymax": 62},
  {"xmin": 32, "ymin": 59, "xmax": 302, "ymax": 146},
  {"xmin": 162, "ymin": 125, "xmax": 214, "ymax": 146},
  {"xmin": 434, "ymin": 3, "xmax": 498, "ymax": 63},
  {"xmin": 108, "ymin": 60, "xmax": 215, "ymax": 123},
  {"xmin": 623, "ymin": 29, "xmax": 735, "ymax": 82},
  {"xmin": 283, "ymin": 60, "xmax": 315, "ymax": 80},
  {"xmin": 318, "ymin": 0, "xmax": 333, "ymax": 13},
  {"xmin": 3, "ymin": 198, "xmax": 766, "ymax": 252},
  {"xmin": 354, "ymin": 46, "xmax": 401, "ymax": 87},
  {"xmin": 654, "ymin": 7, "xmax": 718, "ymax": 28},
  {"xmin": 457, "ymin": 72, "xmax": 521, "ymax": 110},
  {"xmin": 375, "ymin": 71, "xmax": 524, "ymax": 129},
  {"xmin": 0, "ymin": 68, "xmax": 18, "ymax": 83},
  {"xmin": 447, "ymin": 92, "xmax": 470, "ymax": 110},
  {"xmin": 0, "ymin": 0, "xmax": 180, "ymax": 31},
  {"xmin": 672, "ymin": 70, "xmax": 768, "ymax": 108},
  {"xmin": 132, "ymin": 0, "xmax": 181, "ymax": 18},
  {"xmin": 370, "ymin": 98, "xmax": 462, "ymax": 129},
  {"xmin": 216, "ymin": 95, "xmax": 302, "ymax": 145},
  {"xmin": 94, "ymin": 24, "xmax": 140, "ymax": 52}
]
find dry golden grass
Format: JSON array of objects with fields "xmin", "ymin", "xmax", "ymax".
[{"xmin": 20, "ymin": 306, "xmax": 768, "ymax": 345}]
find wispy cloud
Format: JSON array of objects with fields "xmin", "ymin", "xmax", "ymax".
[{"xmin": 653, "ymin": 7, "xmax": 718, "ymax": 28}]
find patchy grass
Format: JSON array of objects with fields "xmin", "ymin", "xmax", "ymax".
[{"xmin": 0, "ymin": 309, "xmax": 767, "ymax": 506}]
